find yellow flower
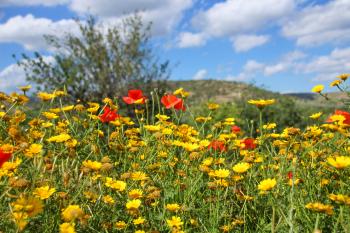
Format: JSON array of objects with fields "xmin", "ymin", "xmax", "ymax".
[
  {"xmin": 166, "ymin": 203, "xmax": 181, "ymax": 212},
  {"xmin": 223, "ymin": 117, "xmax": 235, "ymax": 125},
  {"xmin": 133, "ymin": 217, "xmax": 146, "ymax": 225},
  {"xmin": 62, "ymin": 105, "xmax": 75, "ymax": 112},
  {"xmin": 131, "ymin": 171, "xmax": 148, "ymax": 181},
  {"xmin": 167, "ymin": 216, "xmax": 183, "ymax": 228},
  {"xmin": 102, "ymin": 195, "xmax": 115, "ymax": 204},
  {"xmin": 173, "ymin": 88, "xmax": 189, "ymax": 97},
  {"xmin": 258, "ymin": 178, "xmax": 277, "ymax": 192},
  {"xmin": 305, "ymin": 202, "xmax": 333, "ymax": 215},
  {"xmin": 33, "ymin": 185, "xmax": 56, "ymax": 200},
  {"xmin": 65, "ymin": 139, "xmax": 78, "ymax": 148},
  {"xmin": 126, "ymin": 199, "xmax": 141, "ymax": 210},
  {"xmin": 288, "ymin": 178, "xmax": 301, "ymax": 186},
  {"xmin": 128, "ymin": 189, "xmax": 143, "ymax": 199},
  {"xmin": 115, "ymin": 221, "xmax": 127, "ymax": 229},
  {"xmin": 24, "ymin": 144, "xmax": 43, "ymax": 158},
  {"xmin": 53, "ymin": 90, "xmax": 67, "ymax": 97},
  {"xmin": 12, "ymin": 212, "xmax": 28, "ymax": 231},
  {"xmin": 232, "ymin": 162, "xmax": 251, "ymax": 174},
  {"xmin": 209, "ymin": 169, "xmax": 230, "ymax": 178},
  {"xmin": 42, "ymin": 111, "xmax": 59, "ymax": 120},
  {"xmin": 311, "ymin": 84, "xmax": 324, "ymax": 93},
  {"xmin": 155, "ymin": 114, "xmax": 170, "ymax": 121},
  {"xmin": 327, "ymin": 156, "xmax": 350, "ymax": 169},
  {"xmin": 82, "ymin": 160, "xmax": 102, "ymax": 171},
  {"xmin": 328, "ymin": 194, "xmax": 350, "ymax": 205},
  {"xmin": 47, "ymin": 134, "xmax": 71, "ymax": 143},
  {"xmin": 330, "ymin": 79, "xmax": 342, "ymax": 87},
  {"xmin": 61, "ymin": 205, "xmax": 84, "ymax": 222},
  {"xmin": 337, "ymin": 73, "xmax": 349, "ymax": 81},
  {"xmin": 263, "ymin": 123, "xmax": 276, "ymax": 130},
  {"xmin": 248, "ymin": 99, "xmax": 275, "ymax": 108},
  {"xmin": 37, "ymin": 92, "xmax": 55, "ymax": 101},
  {"xmin": 195, "ymin": 116, "xmax": 212, "ymax": 123},
  {"xmin": 207, "ymin": 103, "xmax": 220, "ymax": 110},
  {"xmin": 11, "ymin": 196, "xmax": 43, "ymax": 218},
  {"xmin": 60, "ymin": 222, "xmax": 76, "ymax": 233},
  {"xmin": 144, "ymin": 124, "xmax": 161, "ymax": 132},
  {"xmin": 18, "ymin": 85, "xmax": 32, "ymax": 92},
  {"xmin": 309, "ymin": 112, "xmax": 322, "ymax": 119},
  {"xmin": 105, "ymin": 177, "xmax": 126, "ymax": 191}
]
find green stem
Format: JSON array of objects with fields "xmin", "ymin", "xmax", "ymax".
[{"xmin": 272, "ymin": 206, "xmax": 276, "ymax": 233}]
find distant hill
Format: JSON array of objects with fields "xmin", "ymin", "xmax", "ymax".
[{"xmin": 168, "ymin": 80, "xmax": 346, "ymax": 116}]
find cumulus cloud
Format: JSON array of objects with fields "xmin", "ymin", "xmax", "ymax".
[
  {"xmin": 225, "ymin": 48, "xmax": 350, "ymax": 83},
  {"xmin": 69, "ymin": 0, "xmax": 193, "ymax": 36},
  {"xmin": 302, "ymin": 47, "xmax": 350, "ymax": 81},
  {"xmin": 0, "ymin": 1, "xmax": 193, "ymax": 51},
  {"xmin": 0, "ymin": 0, "xmax": 69, "ymax": 7},
  {"xmin": 178, "ymin": 0, "xmax": 294, "ymax": 49},
  {"xmin": 282, "ymin": 0, "xmax": 350, "ymax": 46},
  {"xmin": 177, "ymin": 32, "xmax": 207, "ymax": 48},
  {"xmin": 0, "ymin": 63, "xmax": 26, "ymax": 92},
  {"xmin": 224, "ymin": 60, "xmax": 264, "ymax": 81},
  {"xmin": 192, "ymin": 69, "xmax": 208, "ymax": 80},
  {"xmin": 0, "ymin": 14, "xmax": 79, "ymax": 50},
  {"xmin": 0, "ymin": 56, "xmax": 54, "ymax": 92},
  {"xmin": 231, "ymin": 34, "xmax": 270, "ymax": 52}
]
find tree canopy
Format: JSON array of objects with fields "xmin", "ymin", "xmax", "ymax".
[{"xmin": 19, "ymin": 15, "xmax": 170, "ymax": 102}]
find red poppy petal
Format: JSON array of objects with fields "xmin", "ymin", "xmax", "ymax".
[
  {"xmin": 161, "ymin": 95, "xmax": 182, "ymax": 109},
  {"xmin": 0, "ymin": 151, "xmax": 12, "ymax": 168},
  {"xmin": 123, "ymin": 97, "xmax": 134, "ymax": 104},
  {"xmin": 128, "ymin": 89, "xmax": 143, "ymax": 100}
]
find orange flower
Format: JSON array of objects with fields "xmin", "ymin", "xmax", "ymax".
[
  {"xmin": 161, "ymin": 94, "xmax": 185, "ymax": 111},
  {"xmin": 326, "ymin": 110, "xmax": 350, "ymax": 125}
]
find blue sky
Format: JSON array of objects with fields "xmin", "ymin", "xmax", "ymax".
[{"xmin": 0, "ymin": 0, "xmax": 349, "ymax": 93}]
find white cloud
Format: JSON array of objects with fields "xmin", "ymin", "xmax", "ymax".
[
  {"xmin": 192, "ymin": 69, "xmax": 207, "ymax": 80},
  {"xmin": 302, "ymin": 47, "xmax": 350, "ymax": 81},
  {"xmin": 0, "ymin": 1, "xmax": 193, "ymax": 51},
  {"xmin": 0, "ymin": 0, "xmax": 69, "ymax": 7},
  {"xmin": 178, "ymin": 0, "xmax": 294, "ymax": 48},
  {"xmin": 0, "ymin": 63, "xmax": 26, "ymax": 92},
  {"xmin": 69, "ymin": 0, "xmax": 193, "ymax": 35},
  {"xmin": 177, "ymin": 32, "xmax": 206, "ymax": 48},
  {"xmin": 0, "ymin": 56, "xmax": 54, "ymax": 92},
  {"xmin": 225, "ymin": 48, "xmax": 350, "ymax": 82},
  {"xmin": 244, "ymin": 60, "xmax": 265, "ymax": 73},
  {"xmin": 264, "ymin": 63, "xmax": 287, "ymax": 76},
  {"xmin": 282, "ymin": 0, "xmax": 350, "ymax": 46},
  {"xmin": 224, "ymin": 60, "xmax": 264, "ymax": 81},
  {"xmin": 231, "ymin": 34, "xmax": 270, "ymax": 52},
  {"xmin": 0, "ymin": 14, "xmax": 79, "ymax": 51}
]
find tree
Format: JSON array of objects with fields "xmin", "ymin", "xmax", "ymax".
[{"xmin": 18, "ymin": 15, "xmax": 170, "ymax": 102}]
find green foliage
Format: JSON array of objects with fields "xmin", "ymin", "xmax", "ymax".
[{"xmin": 18, "ymin": 15, "xmax": 170, "ymax": 102}]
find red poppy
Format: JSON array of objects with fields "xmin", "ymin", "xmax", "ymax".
[
  {"xmin": 99, "ymin": 106, "xmax": 120, "ymax": 123},
  {"xmin": 231, "ymin": 125, "xmax": 241, "ymax": 133},
  {"xmin": 287, "ymin": 171, "xmax": 293, "ymax": 179},
  {"xmin": 241, "ymin": 138, "xmax": 257, "ymax": 150},
  {"xmin": 123, "ymin": 89, "xmax": 147, "ymax": 105},
  {"xmin": 161, "ymin": 94, "xmax": 186, "ymax": 111},
  {"xmin": 326, "ymin": 110, "xmax": 350, "ymax": 125},
  {"xmin": 208, "ymin": 140, "xmax": 227, "ymax": 152},
  {"xmin": 0, "ymin": 149, "xmax": 12, "ymax": 168}
]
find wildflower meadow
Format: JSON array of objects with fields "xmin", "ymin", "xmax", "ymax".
[{"xmin": 1, "ymin": 74, "xmax": 350, "ymax": 233}]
